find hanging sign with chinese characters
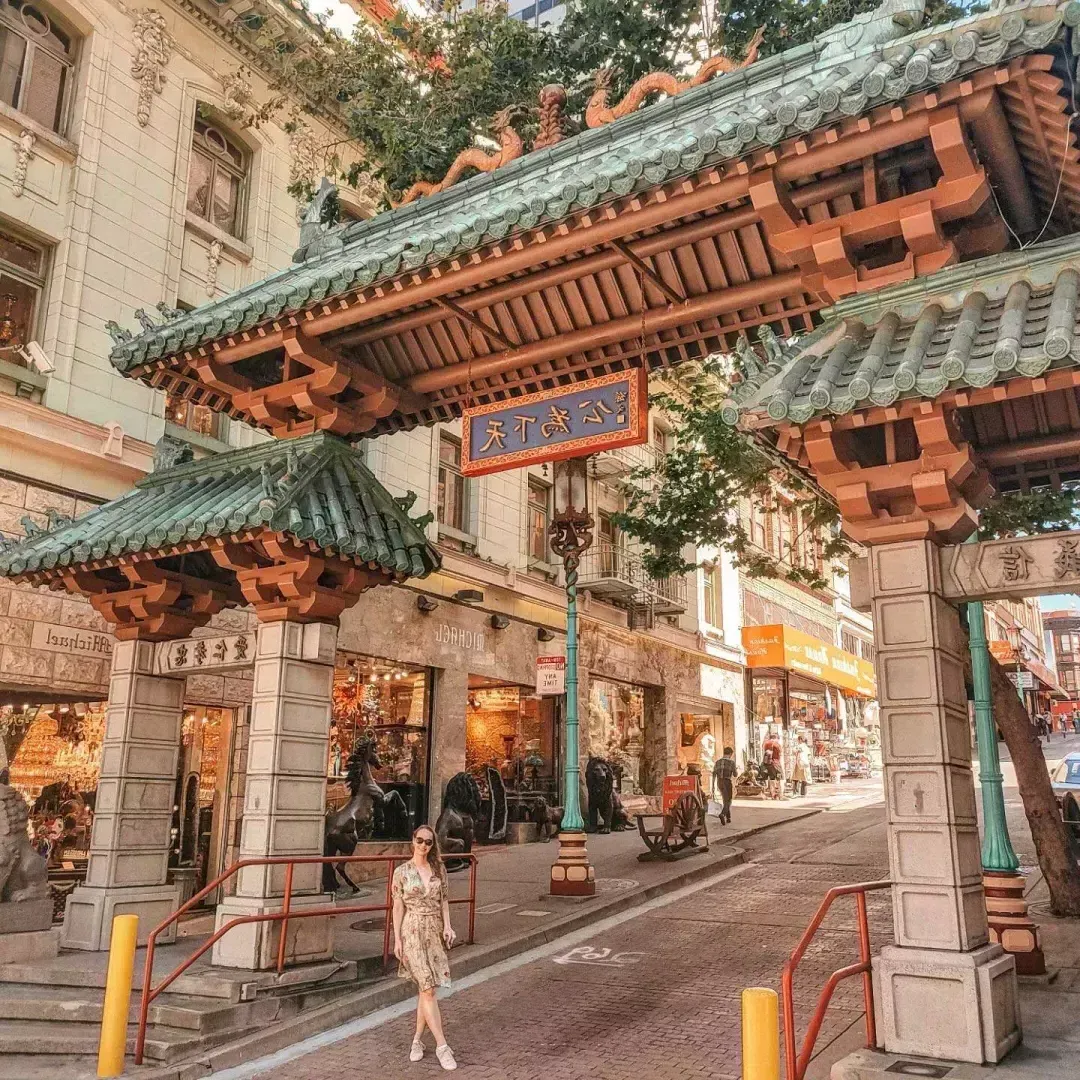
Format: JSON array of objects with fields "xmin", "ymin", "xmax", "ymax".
[
  {"xmin": 460, "ymin": 369, "xmax": 648, "ymax": 477},
  {"xmin": 155, "ymin": 631, "xmax": 254, "ymax": 674},
  {"xmin": 939, "ymin": 529, "xmax": 1080, "ymax": 602}
]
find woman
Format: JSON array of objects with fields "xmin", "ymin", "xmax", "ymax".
[
  {"xmin": 791, "ymin": 736, "xmax": 811, "ymax": 797},
  {"xmin": 392, "ymin": 826, "xmax": 457, "ymax": 1070}
]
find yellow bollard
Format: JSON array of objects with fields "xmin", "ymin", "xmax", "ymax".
[
  {"xmin": 742, "ymin": 986, "xmax": 780, "ymax": 1080},
  {"xmin": 97, "ymin": 914, "xmax": 139, "ymax": 1079}
]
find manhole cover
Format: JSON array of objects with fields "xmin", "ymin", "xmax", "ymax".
[
  {"xmin": 596, "ymin": 878, "xmax": 639, "ymax": 894},
  {"xmin": 885, "ymin": 1063, "xmax": 953, "ymax": 1078},
  {"xmin": 349, "ymin": 916, "xmax": 386, "ymax": 931}
]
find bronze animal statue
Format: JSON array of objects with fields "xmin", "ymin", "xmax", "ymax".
[
  {"xmin": 531, "ymin": 796, "xmax": 564, "ymax": 842},
  {"xmin": 585, "ymin": 756, "xmax": 630, "ymax": 833},
  {"xmin": 586, "ymin": 28, "xmax": 765, "ymax": 129},
  {"xmin": 435, "ymin": 772, "xmax": 482, "ymax": 871},
  {"xmin": 0, "ymin": 781, "xmax": 48, "ymax": 904},
  {"xmin": 397, "ymin": 105, "xmax": 526, "ymax": 205},
  {"xmin": 323, "ymin": 738, "xmax": 409, "ymax": 893}
]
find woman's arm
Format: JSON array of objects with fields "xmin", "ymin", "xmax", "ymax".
[
  {"xmin": 392, "ymin": 881, "xmax": 405, "ymax": 959},
  {"xmin": 441, "ymin": 888, "xmax": 455, "ymax": 947}
]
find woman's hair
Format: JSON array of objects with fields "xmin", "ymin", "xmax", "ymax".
[{"xmin": 413, "ymin": 825, "xmax": 447, "ymax": 888}]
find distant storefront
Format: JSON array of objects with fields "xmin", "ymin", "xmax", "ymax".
[{"xmin": 742, "ymin": 624, "xmax": 878, "ymax": 783}]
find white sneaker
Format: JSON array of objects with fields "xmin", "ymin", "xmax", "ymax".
[
  {"xmin": 436, "ymin": 1044, "xmax": 457, "ymax": 1071},
  {"xmin": 410, "ymin": 1038, "xmax": 424, "ymax": 1062}
]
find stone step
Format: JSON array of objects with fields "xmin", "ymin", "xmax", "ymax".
[
  {"xmin": 0, "ymin": 961, "xmax": 245, "ymax": 1001},
  {"xmin": 0, "ymin": 1054, "xmax": 99, "ymax": 1080}
]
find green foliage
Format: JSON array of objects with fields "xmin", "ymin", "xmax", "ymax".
[
  {"xmin": 978, "ymin": 489, "xmax": 1080, "ymax": 539},
  {"xmin": 611, "ymin": 357, "xmax": 850, "ymax": 588}
]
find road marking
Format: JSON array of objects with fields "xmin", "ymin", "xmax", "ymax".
[
  {"xmin": 211, "ymin": 860, "xmax": 749, "ymax": 1080},
  {"xmin": 552, "ymin": 945, "xmax": 645, "ymax": 967},
  {"xmin": 515, "ymin": 909, "xmax": 551, "ymax": 917},
  {"xmin": 475, "ymin": 902, "xmax": 516, "ymax": 914}
]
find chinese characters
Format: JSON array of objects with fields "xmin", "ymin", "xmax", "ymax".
[
  {"xmin": 1054, "ymin": 538, "xmax": 1080, "ymax": 580},
  {"xmin": 999, "ymin": 544, "xmax": 1034, "ymax": 583}
]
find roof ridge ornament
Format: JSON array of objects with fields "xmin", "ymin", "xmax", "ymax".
[
  {"xmin": 585, "ymin": 27, "xmax": 765, "ymax": 129},
  {"xmin": 397, "ymin": 104, "xmax": 527, "ymax": 206},
  {"xmin": 818, "ymin": 0, "xmax": 926, "ymax": 59}
]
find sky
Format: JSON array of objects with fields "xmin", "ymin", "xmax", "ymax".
[
  {"xmin": 1040, "ymin": 594, "xmax": 1080, "ymax": 613},
  {"xmin": 307, "ymin": 0, "xmax": 362, "ymax": 33}
]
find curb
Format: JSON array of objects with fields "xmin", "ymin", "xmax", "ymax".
[{"xmin": 136, "ymin": 808, "xmax": 821, "ymax": 1079}]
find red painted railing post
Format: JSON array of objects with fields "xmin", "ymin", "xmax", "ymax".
[
  {"xmin": 276, "ymin": 861, "xmax": 295, "ymax": 975},
  {"xmin": 382, "ymin": 856, "xmax": 396, "ymax": 971},
  {"xmin": 856, "ymin": 889, "xmax": 876, "ymax": 1050}
]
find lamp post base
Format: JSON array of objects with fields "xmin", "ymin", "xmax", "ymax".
[
  {"xmin": 549, "ymin": 831, "xmax": 596, "ymax": 896},
  {"xmin": 983, "ymin": 869, "xmax": 1046, "ymax": 976}
]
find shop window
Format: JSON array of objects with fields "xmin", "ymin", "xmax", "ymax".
[
  {"xmin": 186, "ymin": 117, "xmax": 249, "ymax": 238},
  {"xmin": 527, "ymin": 479, "xmax": 550, "ymax": 562},
  {"xmin": 0, "ymin": 1, "xmax": 77, "ymax": 134},
  {"xmin": 465, "ymin": 678, "xmax": 558, "ymax": 799},
  {"xmin": 0, "ymin": 226, "xmax": 47, "ymax": 364},
  {"xmin": 331, "ymin": 654, "xmax": 432, "ymax": 836},
  {"xmin": 702, "ymin": 563, "xmax": 720, "ymax": 627},
  {"xmin": 437, "ymin": 433, "xmax": 466, "ymax": 533},
  {"xmin": 588, "ymin": 678, "xmax": 649, "ymax": 794}
]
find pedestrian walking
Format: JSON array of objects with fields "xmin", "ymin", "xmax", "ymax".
[
  {"xmin": 758, "ymin": 750, "xmax": 782, "ymax": 800},
  {"xmin": 791, "ymin": 736, "xmax": 811, "ymax": 797},
  {"xmin": 1073, "ymin": 710, "xmax": 1080, "ymax": 735},
  {"xmin": 712, "ymin": 746, "xmax": 737, "ymax": 825},
  {"xmin": 393, "ymin": 826, "xmax": 458, "ymax": 1070}
]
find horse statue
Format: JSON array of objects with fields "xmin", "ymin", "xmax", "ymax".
[
  {"xmin": 323, "ymin": 737, "xmax": 410, "ymax": 893},
  {"xmin": 435, "ymin": 772, "xmax": 482, "ymax": 871}
]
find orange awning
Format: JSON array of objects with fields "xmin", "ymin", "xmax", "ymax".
[
  {"xmin": 742, "ymin": 624, "xmax": 876, "ymax": 698},
  {"xmin": 988, "ymin": 641, "xmax": 1065, "ymax": 695}
]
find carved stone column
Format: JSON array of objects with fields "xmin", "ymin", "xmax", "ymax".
[
  {"xmin": 62, "ymin": 640, "xmax": 185, "ymax": 950},
  {"xmin": 868, "ymin": 539, "xmax": 1020, "ymax": 1063},
  {"xmin": 212, "ymin": 620, "xmax": 337, "ymax": 969}
]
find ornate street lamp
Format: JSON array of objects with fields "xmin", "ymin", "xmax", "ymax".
[{"xmin": 548, "ymin": 457, "xmax": 596, "ymax": 896}]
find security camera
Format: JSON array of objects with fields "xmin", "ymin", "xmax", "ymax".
[{"xmin": 18, "ymin": 340, "xmax": 54, "ymax": 375}]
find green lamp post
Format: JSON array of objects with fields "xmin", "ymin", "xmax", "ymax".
[
  {"xmin": 548, "ymin": 457, "xmax": 596, "ymax": 896},
  {"xmin": 965, "ymin": 573, "xmax": 1044, "ymax": 973}
]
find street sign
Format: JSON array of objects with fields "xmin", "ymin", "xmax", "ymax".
[
  {"xmin": 536, "ymin": 655, "xmax": 566, "ymax": 695},
  {"xmin": 460, "ymin": 369, "xmax": 648, "ymax": 477},
  {"xmin": 1008, "ymin": 670, "xmax": 1035, "ymax": 690}
]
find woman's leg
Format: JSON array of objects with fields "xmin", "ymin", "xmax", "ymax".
[
  {"xmin": 420, "ymin": 989, "xmax": 447, "ymax": 1046},
  {"xmin": 414, "ymin": 996, "xmax": 427, "ymax": 1040}
]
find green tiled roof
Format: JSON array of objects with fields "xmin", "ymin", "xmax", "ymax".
[
  {"xmin": 725, "ymin": 235, "xmax": 1080, "ymax": 425},
  {"xmin": 0, "ymin": 433, "xmax": 440, "ymax": 581},
  {"xmin": 108, "ymin": 0, "xmax": 1069, "ymax": 375}
]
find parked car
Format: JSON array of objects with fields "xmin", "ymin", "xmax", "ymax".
[{"xmin": 1051, "ymin": 752, "xmax": 1080, "ymax": 808}]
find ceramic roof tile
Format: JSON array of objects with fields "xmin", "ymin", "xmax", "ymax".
[
  {"xmin": 726, "ymin": 237, "xmax": 1080, "ymax": 425},
  {"xmin": 0, "ymin": 433, "xmax": 440, "ymax": 581},
  {"xmin": 108, "ymin": 0, "xmax": 1071, "ymax": 374}
]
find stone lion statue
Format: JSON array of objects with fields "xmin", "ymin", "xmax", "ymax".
[
  {"xmin": 0, "ymin": 782, "xmax": 48, "ymax": 903},
  {"xmin": 585, "ymin": 756, "xmax": 630, "ymax": 834}
]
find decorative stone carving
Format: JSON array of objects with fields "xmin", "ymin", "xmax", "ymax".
[
  {"xmin": 288, "ymin": 118, "xmax": 320, "ymax": 194},
  {"xmin": 131, "ymin": 9, "xmax": 173, "ymax": 128},
  {"xmin": 206, "ymin": 238, "xmax": 222, "ymax": 297},
  {"xmin": 533, "ymin": 84, "xmax": 567, "ymax": 150},
  {"xmin": 0, "ymin": 780, "xmax": 51, "ymax": 935},
  {"xmin": 12, "ymin": 130, "xmax": 35, "ymax": 197},
  {"xmin": 220, "ymin": 67, "xmax": 253, "ymax": 122}
]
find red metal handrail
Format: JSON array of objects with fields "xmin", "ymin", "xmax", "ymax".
[
  {"xmin": 134, "ymin": 852, "xmax": 477, "ymax": 1065},
  {"xmin": 780, "ymin": 879, "xmax": 890, "ymax": 1080}
]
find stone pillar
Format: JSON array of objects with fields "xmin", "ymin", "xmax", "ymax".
[
  {"xmin": 869, "ymin": 540, "xmax": 1021, "ymax": 1063},
  {"xmin": 62, "ymin": 640, "xmax": 185, "ymax": 950},
  {"xmin": 212, "ymin": 620, "xmax": 337, "ymax": 969}
]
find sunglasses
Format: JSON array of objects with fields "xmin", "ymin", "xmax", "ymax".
[{"xmin": 414, "ymin": 836, "xmax": 434, "ymax": 847}]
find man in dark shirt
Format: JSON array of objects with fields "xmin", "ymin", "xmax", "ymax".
[{"xmin": 712, "ymin": 746, "xmax": 737, "ymax": 825}]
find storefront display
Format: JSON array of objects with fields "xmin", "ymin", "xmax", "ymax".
[
  {"xmin": 586, "ymin": 678, "xmax": 648, "ymax": 794},
  {"xmin": 677, "ymin": 706, "xmax": 735, "ymax": 778},
  {"xmin": 330, "ymin": 654, "xmax": 433, "ymax": 835}
]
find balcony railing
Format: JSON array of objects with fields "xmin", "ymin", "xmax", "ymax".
[
  {"xmin": 589, "ymin": 441, "xmax": 665, "ymax": 482},
  {"xmin": 577, "ymin": 541, "xmax": 687, "ymax": 617}
]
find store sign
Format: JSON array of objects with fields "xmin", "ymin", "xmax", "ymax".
[
  {"xmin": 661, "ymin": 774, "xmax": 699, "ymax": 813},
  {"xmin": 433, "ymin": 622, "xmax": 487, "ymax": 653},
  {"xmin": 1008, "ymin": 670, "xmax": 1035, "ymax": 690},
  {"xmin": 742, "ymin": 624, "xmax": 877, "ymax": 698},
  {"xmin": 536, "ymin": 655, "xmax": 566, "ymax": 695},
  {"xmin": 460, "ymin": 369, "xmax": 649, "ymax": 477},
  {"xmin": 30, "ymin": 622, "xmax": 114, "ymax": 658},
  {"xmin": 156, "ymin": 632, "xmax": 254, "ymax": 674},
  {"xmin": 988, "ymin": 640, "xmax": 1062, "ymax": 693}
]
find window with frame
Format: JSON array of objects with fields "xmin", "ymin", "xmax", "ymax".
[
  {"xmin": 437, "ymin": 435, "xmax": 466, "ymax": 532},
  {"xmin": 702, "ymin": 563, "xmax": 720, "ymax": 627},
  {"xmin": 186, "ymin": 118, "xmax": 248, "ymax": 238},
  {"xmin": 0, "ymin": 227, "xmax": 46, "ymax": 367},
  {"xmin": 652, "ymin": 424, "xmax": 669, "ymax": 454},
  {"xmin": 0, "ymin": 1, "xmax": 76, "ymax": 134},
  {"xmin": 527, "ymin": 479, "xmax": 550, "ymax": 562}
]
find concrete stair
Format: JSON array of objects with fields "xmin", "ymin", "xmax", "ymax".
[{"xmin": 0, "ymin": 956, "xmax": 367, "ymax": 1078}]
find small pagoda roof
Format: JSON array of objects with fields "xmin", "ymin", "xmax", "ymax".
[
  {"xmin": 727, "ymin": 235, "xmax": 1080, "ymax": 426},
  {"xmin": 0, "ymin": 432, "xmax": 439, "ymax": 583},
  {"xmin": 106, "ymin": 0, "xmax": 1070, "ymax": 420}
]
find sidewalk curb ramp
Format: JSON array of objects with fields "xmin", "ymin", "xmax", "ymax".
[{"xmin": 134, "ymin": 808, "xmax": 822, "ymax": 1079}]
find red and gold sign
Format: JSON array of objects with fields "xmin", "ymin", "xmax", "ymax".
[
  {"xmin": 460, "ymin": 369, "xmax": 648, "ymax": 477},
  {"xmin": 662, "ymin": 774, "xmax": 699, "ymax": 814}
]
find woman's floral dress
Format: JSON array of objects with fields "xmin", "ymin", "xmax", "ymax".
[{"xmin": 393, "ymin": 862, "xmax": 451, "ymax": 992}]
